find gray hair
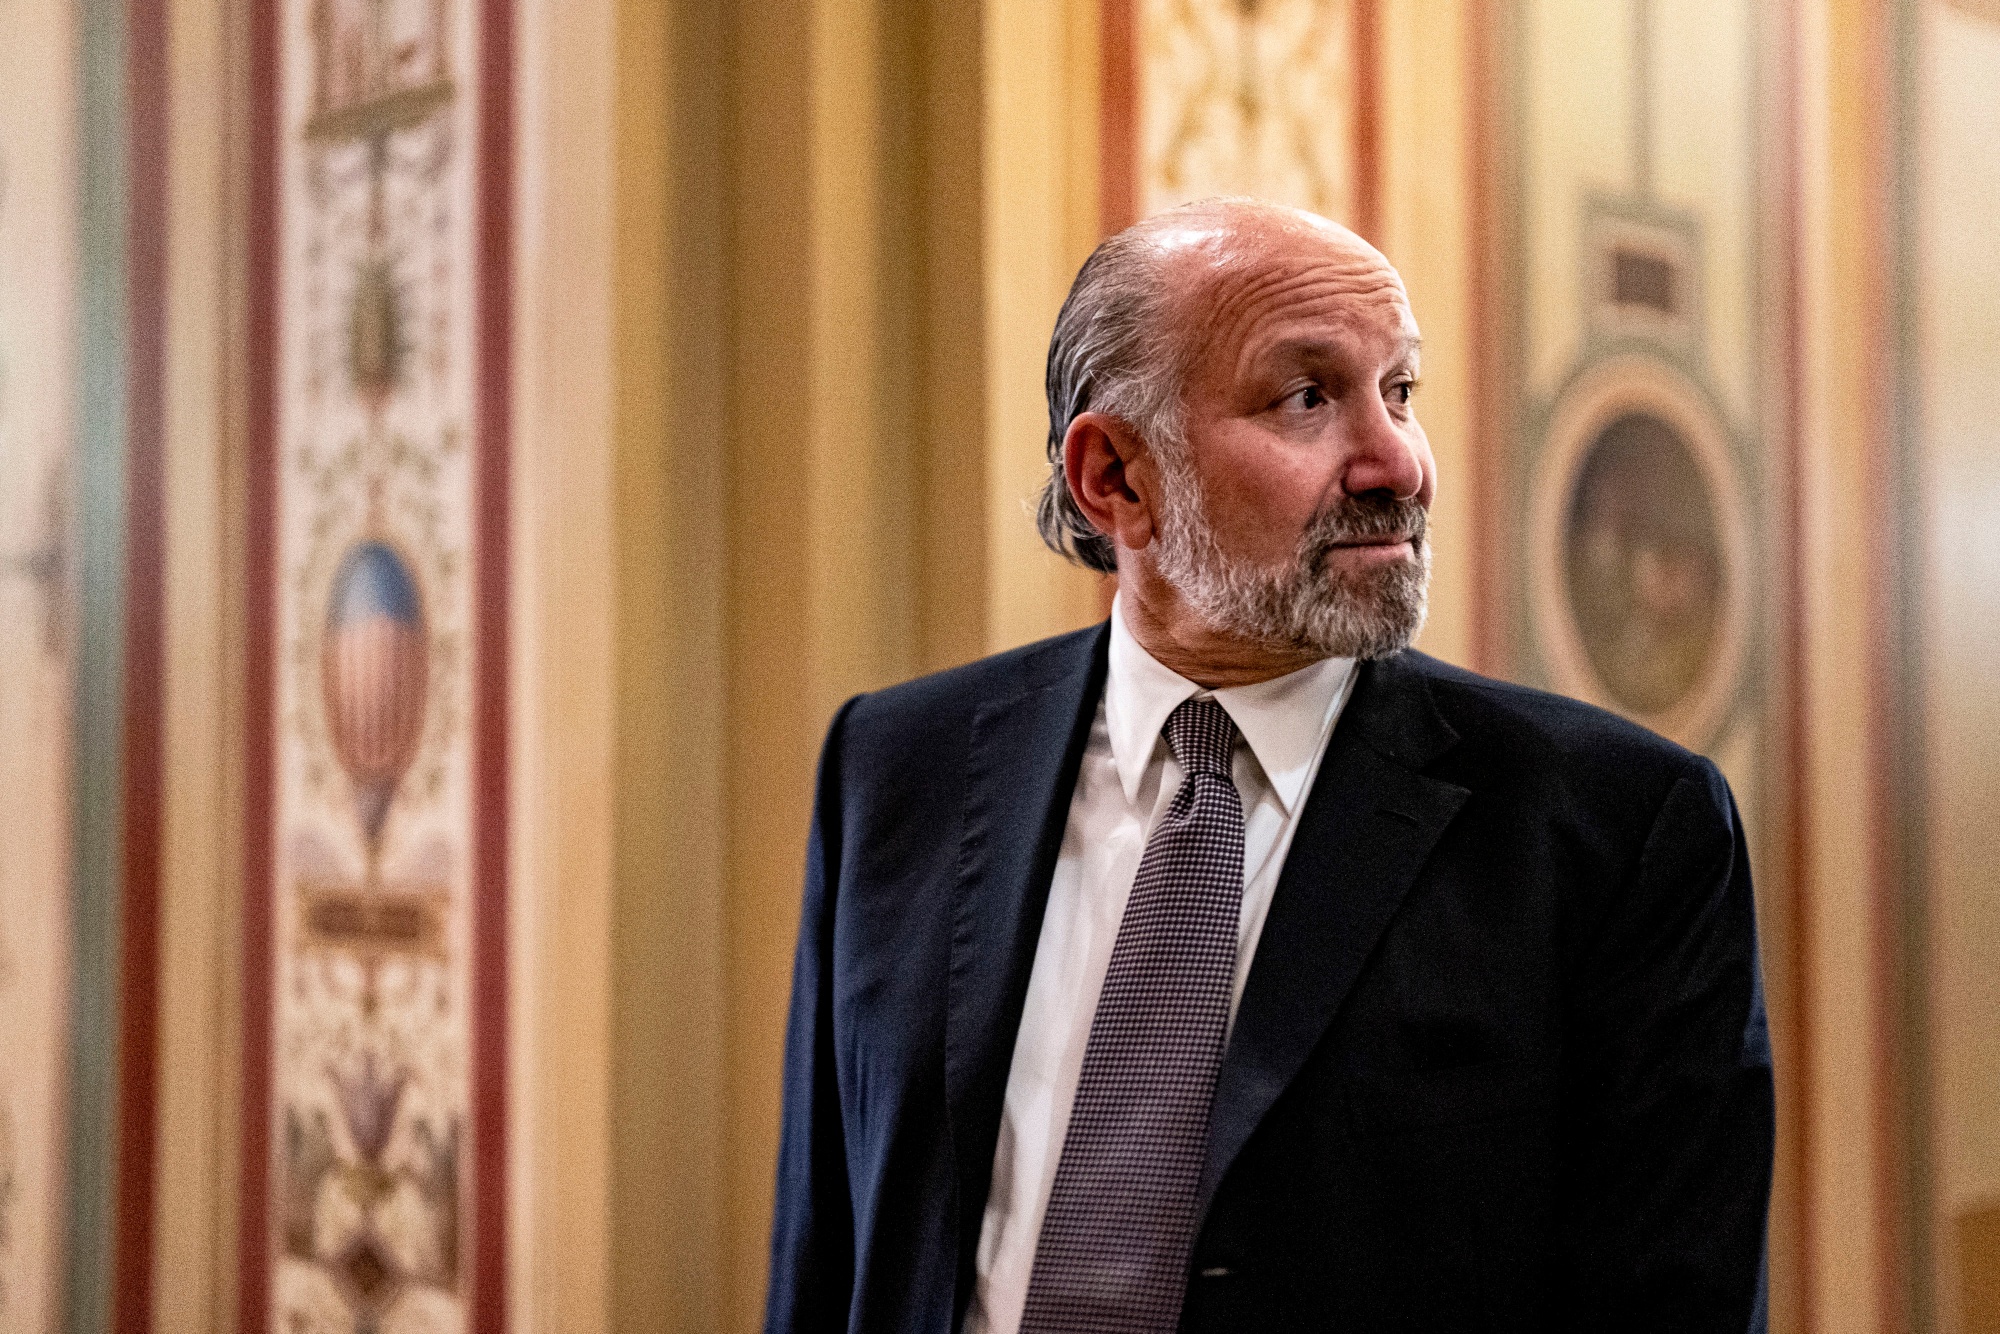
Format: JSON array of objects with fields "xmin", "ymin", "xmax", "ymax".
[{"xmin": 1034, "ymin": 223, "xmax": 1191, "ymax": 573}]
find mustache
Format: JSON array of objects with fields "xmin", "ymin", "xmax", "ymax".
[{"xmin": 1300, "ymin": 494, "xmax": 1429, "ymax": 557}]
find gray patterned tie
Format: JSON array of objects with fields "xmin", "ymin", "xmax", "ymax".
[{"xmin": 1020, "ymin": 697, "xmax": 1245, "ymax": 1334}]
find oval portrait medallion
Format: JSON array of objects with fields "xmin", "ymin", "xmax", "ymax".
[
  {"xmin": 1563, "ymin": 411, "xmax": 1723, "ymax": 716},
  {"xmin": 1531, "ymin": 357, "xmax": 1748, "ymax": 749}
]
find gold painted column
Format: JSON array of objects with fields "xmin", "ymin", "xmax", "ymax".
[
  {"xmin": 720, "ymin": 0, "xmax": 1104, "ymax": 1321},
  {"xmin": 1795, "ymin": 0, "xmax": 1903, "ymax": 1327},
  {"xmin": 982, "ymin": 0, "xmax": 1110, "ymax": 653},
  {"xmin": 513, "ymin": 0, "xmax": 621, "ymax": 1318},
  {"xmin": 154, "ymin": 0, "xmax": 244, "ymax": 1322},
  {"xmin": 1378, "ymin": 0, "xmax": 1477, "ymax": 669},
  {"xmin": 513, "ymin": 0, "xmax": 1111, "ymax": 1325}
]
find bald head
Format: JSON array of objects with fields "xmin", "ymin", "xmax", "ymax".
[
  {"xmin": 1130, "ymin": 197, "xmax": 1392, "ymax": 291},
  {"xmin": 1041, "ymin": 196, "xmax": 1434, "ymax": 681},
  {"xmin": 1038, "ymin": 199, "xmax": 1413, "ymax": 574}
]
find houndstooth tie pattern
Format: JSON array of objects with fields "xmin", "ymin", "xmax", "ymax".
[{"xmin": 1019, "ymin": 697, "xmax": 1244, "ymax": 1334}]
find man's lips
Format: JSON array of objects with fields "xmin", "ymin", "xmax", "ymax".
[{"xmin": 1321, "ymin": 534, "xmax": 1419, "ymax": 566}]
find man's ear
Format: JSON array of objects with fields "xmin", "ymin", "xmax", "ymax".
[{"xmin": 1064, "ymin": 411, "xmax": 1159, "ymax": 554}]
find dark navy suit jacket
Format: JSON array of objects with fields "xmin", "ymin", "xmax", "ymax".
[{"xmin": 766, "ymin": 623, "xmax": 1773, "ymax": 1333}]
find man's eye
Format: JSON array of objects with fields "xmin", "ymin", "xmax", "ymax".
[
  {"xmin": 1389, "ymin": 381, "xmax": 1415, "ymax": 406},
  {"xmin": 1289, "ymin": 385, "xmax": 1327, "ymax": 410}
]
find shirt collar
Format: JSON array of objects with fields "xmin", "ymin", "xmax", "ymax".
[{"xmin": 1106, "ymin": 596, "xmax": 1357, "ymax": 814}]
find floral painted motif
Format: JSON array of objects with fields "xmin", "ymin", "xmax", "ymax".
[
  {"xmin": 1141, "ymin": 0, "xmax": 1357, "ymax": 219},
  {"xmin": 267, "ymin": 0, "xmax": 482, "ymax": 1329}
]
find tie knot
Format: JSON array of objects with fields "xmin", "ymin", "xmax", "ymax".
[{"xmin": 1164, "ymin": 697, "xmax": 1237, "ymax": 780}]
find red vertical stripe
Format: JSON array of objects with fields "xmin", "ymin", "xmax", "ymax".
[
  {"xmin": 401, "ymin": 625, "xmax": 428, "ymax": 769},
  {"xmin": 1095, "ymin": 0, "xmax": 1139, "ymax": 615},
  {"xmin": 112, "ymin": 0, "xmax": 170, "ymax": 1327},
  {"xmin": 470, "ymin": 0, "xmax": 514, "ymax": 1324},
  {"xmin": 328, "ymin": 618, "xmax": 424, "ymax": 775},
  {"xmin": 1775, "ymin": 0, "xmax": 1816, "ymax": 1326},
  {"xmin": 1099, "ymin": 0, "xmax": 1138, "ymax": 235},
  {"xmin": 1858, "ymin": 2, "xmax": 1911, "ymax": 1326},
  {"xmin": 1464, "ymin": 0, "xmax": 1504, "ymax": 676},
  {"xmin": 238, "ymin": 0, "xmax": 281, "ymax": 1322},
  {"xmin": 1351, "ymin": 0, "xmax": 1383, "ymax": 243}
]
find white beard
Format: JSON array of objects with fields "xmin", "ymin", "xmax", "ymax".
[{"xmin": 1151, "ymin": 452, "xmax": 1431, "ymax": 660}]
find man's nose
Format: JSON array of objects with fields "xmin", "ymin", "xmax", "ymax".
[{"xmin": 1341, "ymin": 395, "xmax": 1425, "ymax": 500}]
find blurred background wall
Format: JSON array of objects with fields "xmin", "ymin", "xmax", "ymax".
[{"xmin": 0, "ymin": 0, "xmax": 1994, "ymax": 1331}]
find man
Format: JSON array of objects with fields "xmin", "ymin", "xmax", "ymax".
[{"xmin": 766, "ymin": 199, "xmax": 1773, "ymax": 1333}]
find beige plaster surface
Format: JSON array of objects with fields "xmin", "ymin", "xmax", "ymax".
[
  {"xmin": 0, "ymin": 0, "xmax": 79, "ymax": 1325},
  {"xmin": 1917, "ymin": 5, "xmax": 2000, "ymax": 1329},
  {"xmin": 1520, "ymin": 0, "xmax": 1632, "ymax": 398}
]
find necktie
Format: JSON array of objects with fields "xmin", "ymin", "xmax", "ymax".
[{"xmin": 1020, "ymin": 697, "xmax": 1245, "ymax": 1334}]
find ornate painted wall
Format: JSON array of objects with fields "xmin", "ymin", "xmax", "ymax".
[
  {"xmin": 1491, "ymin": 3, "xmax": 1796, "ymax": 1294},
  {"xmin": 1139, "ymin": 0, "xmax": 1362, "ymax": 223},
  {"xmin": 1486, "ymin": 30, "xmax": 1825, "ymax": 1317},
  {"xmin": 1497, "ymin": 0, "xmax": 1774, "ymax": 803},
  {"xmin": 242, "ymin": 0, "xmax": 509, "ymax": 1329}
]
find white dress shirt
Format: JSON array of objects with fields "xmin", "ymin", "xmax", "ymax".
[{"xmin": 962, "ymin": 599, "xmax": 1358, "ymax": 1334}]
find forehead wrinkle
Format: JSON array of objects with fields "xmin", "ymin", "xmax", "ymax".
[
  {"xmin": 1210, "ymin": 273, "xmax": 1412, "ymax": 390},
  {"xmin": 1262, "ymin": 328, "xmax": 1422, "ymax": 375},
  {"xmin": 1205, "ymin": 251, "xmax": 1398, "ymax": 326},
  {"xmin": 1186, "ymin": 265, "xmax": 1403, "ymax": 386},
  {"xmin": 1135, "ymin": 208, "xmax": 1413, "ymax": 400}
]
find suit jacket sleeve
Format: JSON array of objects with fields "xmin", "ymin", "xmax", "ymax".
[
  {"xmin": 765, "ymin": 698, "xmax": 860, "ymax": 1334},
  {"xmin": 1557, "ymin": 758, "xmax": 1775, "ymax": 1332}
]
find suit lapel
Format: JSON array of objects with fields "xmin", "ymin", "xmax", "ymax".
[
  {"xmin": 944, "ymin": 622, "xmax": 1109, "ymax": 1305},
  {"xmin": 1198, "ymin": 652, "xmax": 1470, "ymax": 1219}
]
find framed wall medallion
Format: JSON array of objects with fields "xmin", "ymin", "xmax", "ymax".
[
  {"xmin": 1489, "ymin": 0, "xmax": 1774, "ymax": 812},
  {"xmin": 1529, "ymin": 355, "xmax": 1749, "ymax": 750}
]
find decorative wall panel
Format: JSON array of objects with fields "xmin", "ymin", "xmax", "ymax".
[
  {"xmin": 244, "ymin": 0, "xmax": 509, "ymax": 1329},
  {"xmin": 0, "ymin": 0, "xmax": 78, "ymax": 1326},
  {"xmin": 1498, "ymin": 0, "xmax": 1773, "ymax": 825},
  {"xmin": 1139, "ymin": 0, "xmax": 1360, "ymax": 223},
  {"xmin": 1488, "ymin": 4, "xmax": 1792, "ymax": 1311}
]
